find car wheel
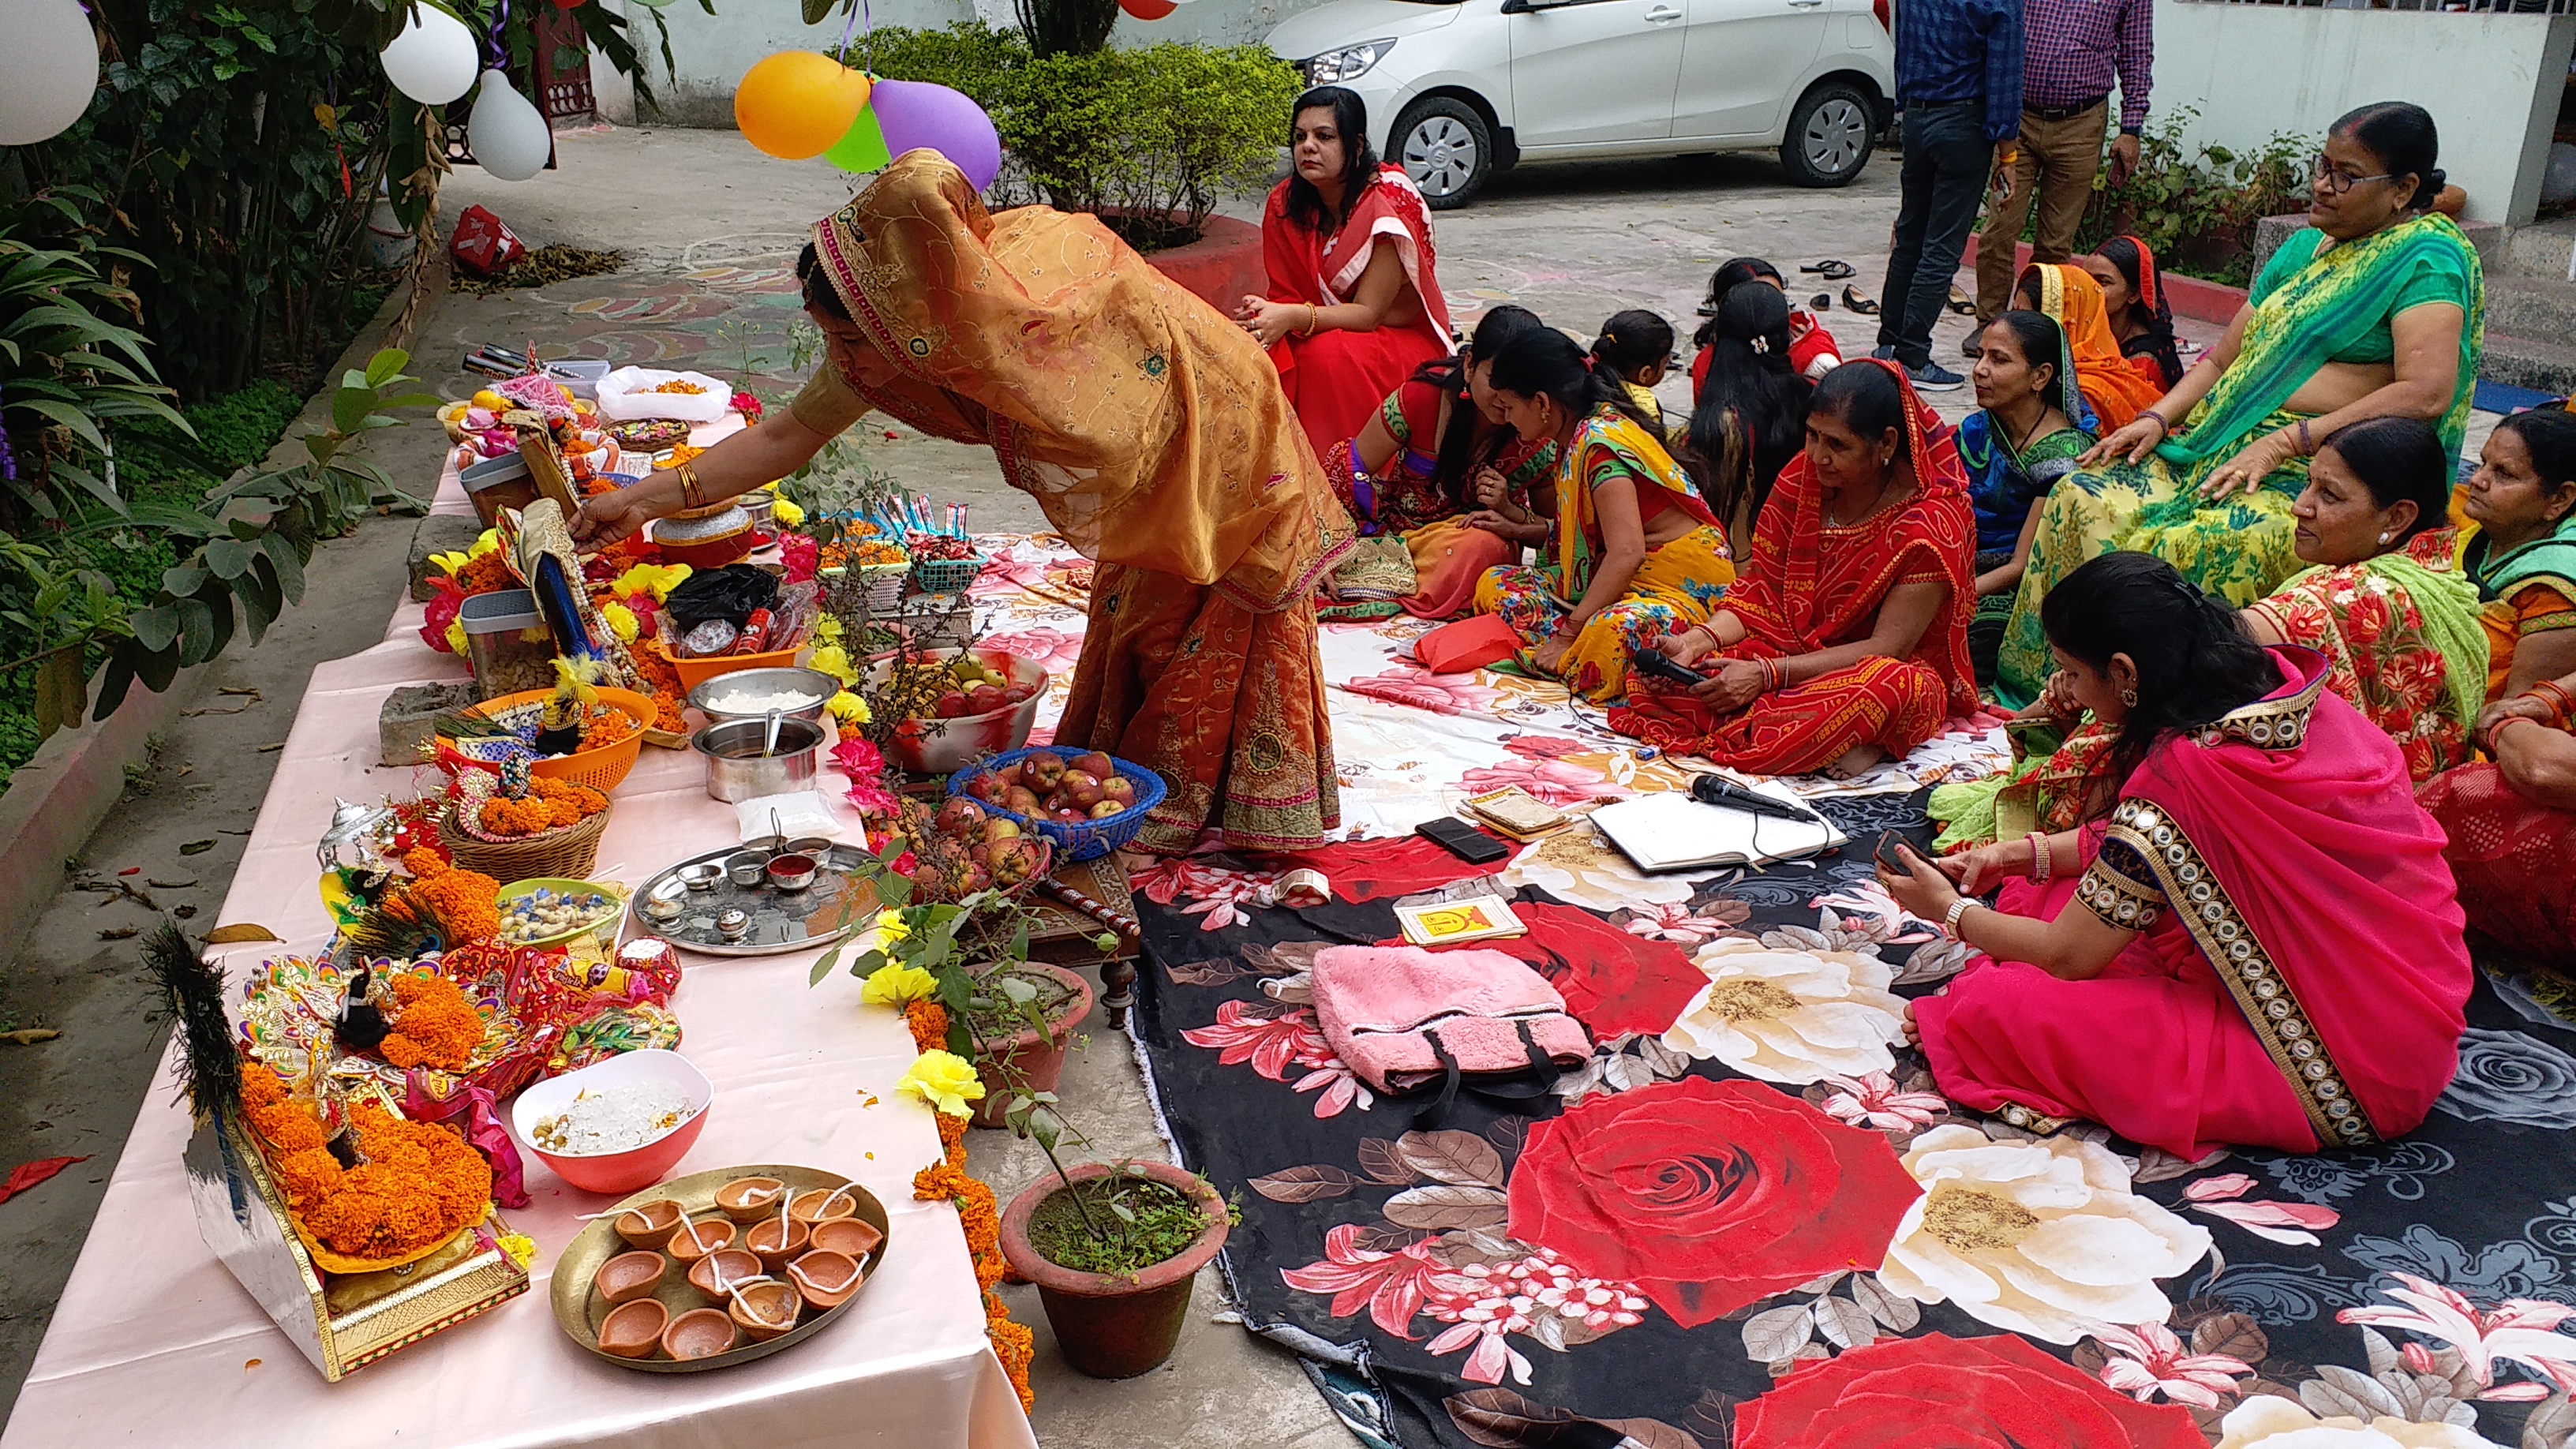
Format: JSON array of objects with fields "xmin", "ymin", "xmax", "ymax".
[
  {"xmin": 1779, "ymin": 81, "xmax": 1875, "ymax": 188},
  {"xmin": 1392, "ymin": 98, "xmax": 1493, "ymax": 210}
]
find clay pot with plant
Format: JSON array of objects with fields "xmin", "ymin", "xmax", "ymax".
[{"xmin": 958, "ymin": 960, "xmax": 1094, "ymax": 1128}]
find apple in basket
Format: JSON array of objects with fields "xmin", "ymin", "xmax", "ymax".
[
  {"xmin": 1088, "ymin": 801, "xmax": 1124, "ymax": 819},
  {"xmin": 1003, "ymin": 785, "xmax": 1043, "ymax": 816},
  {"xmin": 963, "ymin": 769, "xmax": 1007, "ymax": 804},
  {"xmin": 935, "ymin": 797, "xmax": 986, "ymax": 836},
  {"xmin": 1100, "ymin": 777, "xmax": 1136, "ymax": 810},
  {"xmin": 1020, "ymin": 751, "xmax": 1067, "ymax": 792},
  {"xmin": 1069, "ymin": 751, "xmax": 1115, "ymax": 780}
]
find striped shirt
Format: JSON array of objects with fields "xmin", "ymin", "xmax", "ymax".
[
  {"xmin": 1893, "ymin": 0, "xmax": 2024, "ymax": 144},
  {"xmin": 2024, "ymin": 0, "xmax": 2155, "ymax": 133}
]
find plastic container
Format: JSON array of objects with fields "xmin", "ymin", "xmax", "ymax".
[
  {"xmin": 947, "ymin": 750, "xmax": 1167, "ymax": 862},
  {"xmin": 461, "ymin": 452, "xmax": 537, "ymax": 528},
  {"xmin": 459, "ymin": 588, "xmax": 555, "ymax": 701},
  {"xmin": 544, "ymin": 358, "xmax": 612, "ymax": 400},
  {"xmin": 654, "ymin": 638, "xmax": 810, "ymax": 694}
]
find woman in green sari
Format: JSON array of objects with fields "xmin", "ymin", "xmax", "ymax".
[
  {"xmin": 1934, "ymin": 417, "xmax": 2484, "ymax": 849},
  {"xmin": 1994, "ymin": 102, "xmax": 2484, "ymax": 706}
]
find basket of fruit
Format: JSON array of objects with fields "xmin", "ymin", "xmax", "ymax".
[
  {"xmin": 870, "ymin": 647, "xmax": 1046, "ymax": 774},
  {"xmin": 883, "ymin": 794, "xmax": 1056, "ymax": 900},
  {"xmin": 906, "ymin": 533, "xmax": 987, "ymax": 595},
  {"xmin": 948, "ymin": 748, "xmax": 1167, "ymax": 863}
]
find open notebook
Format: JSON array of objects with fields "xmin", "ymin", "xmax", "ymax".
[{"xmin": 1586, "ymin": 784, "xmax": 1849, "ymax": 873}]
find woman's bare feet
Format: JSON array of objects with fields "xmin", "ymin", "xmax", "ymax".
[
  {"xmin": 1822, "ymin": 743, "xmax": 1887, "ymax": 780},
  {"xmin": 1901, "ymin": 1002, "xmax": 1921, "ymax": 1047}
]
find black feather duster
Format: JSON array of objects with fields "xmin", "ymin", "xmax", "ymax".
[{"xmin": 144, "ymin": 920, "xmax": 240, "ymax": 1128}]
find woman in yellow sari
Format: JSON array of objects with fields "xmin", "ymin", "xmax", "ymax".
[
  {"xmin": 1472, "ymin": 328, "xmax": 1732, "ymax": 702},
  {"xmin": 575, "ymin": 152, "xmax": 1352, "ymax": 854},
  {"xmin": 1994, "ymin": 102, "xmax": 2484, "ymax": 707}
]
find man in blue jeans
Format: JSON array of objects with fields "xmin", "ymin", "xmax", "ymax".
[{"xmin": 1875, "ymin": 0, "xmax": 2022, "ymax": 391}]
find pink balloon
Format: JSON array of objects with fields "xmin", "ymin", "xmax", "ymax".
[{"xmin": 870, "ymin": 79, "xmax": 1002, "ymax": 193}]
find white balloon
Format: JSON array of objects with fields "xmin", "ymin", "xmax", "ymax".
[
  {"xmin": 380, "ymin": 3, "xmax": 478, "ymax": 107},
  {"xmin": 466, "ymin": 69, "xmax": 552, "ymax": 182},
  {"xmin": 0, "ymin": 0, "xmax": 100, "ymax": 146}
]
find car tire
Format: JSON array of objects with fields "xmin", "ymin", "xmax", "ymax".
[
  {"xmin": 1778, "ymin": 81, "xmax": 1876, "ymax": 189},
  {"xmin": 1391, "ymin": 97, "xmax": 1493, "ymax": 210}
]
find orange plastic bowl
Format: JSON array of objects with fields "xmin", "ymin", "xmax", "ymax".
[
  {"xmin": 654, "ymin": 639, "xmax": 811, "ymax": 694},
  {"xmin": 511, "ymin": 1050, "xmax": 714, "ymax": 1195}
]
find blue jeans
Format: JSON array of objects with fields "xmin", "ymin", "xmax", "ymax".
[{"xmin": 1878, "ymin": 101, "xmax": 1992, "ymax": 369}]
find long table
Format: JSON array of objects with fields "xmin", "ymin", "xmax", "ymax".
[{"xmin": 0, "ymin": 443, "xmax": 1038, "ymax": 1449}]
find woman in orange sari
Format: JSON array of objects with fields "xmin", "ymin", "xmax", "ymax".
[
  {"xmin": 1238, "ymin": 86, "xmax": 1454, "ymax": 464},
  {"xmin": 575, "ymin": 152, "xmax": 1351, "ymax": 854},
  {"xmin": 2014, "ymin": 262, "xmax": 2165, "ymax": 435},
  {"xmin": 1612, "ymin": 360, "xmax": 1977, "ymax": 777}
]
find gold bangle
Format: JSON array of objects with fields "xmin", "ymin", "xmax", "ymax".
[
  {"xmin": 1301, "ymin": 303, "xmax": 1319, "ymax": 337},
  {"xmin": 677, "ymin": 464, "xmax": 704, "ymax": 511}
]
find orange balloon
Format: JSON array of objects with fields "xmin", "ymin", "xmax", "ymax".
[{"xmin": 735, "ymin": 51, "xmax": 873, "ymax": 161}]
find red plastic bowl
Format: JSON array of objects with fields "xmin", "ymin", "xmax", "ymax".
[{"xmin": 510, "ymin": 1049, "xmax": 714, "ymax": 1195}]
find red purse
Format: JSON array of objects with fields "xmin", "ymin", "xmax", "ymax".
[{"xmin": 1413, "ymin": 614, "xmax": 1520, "ymax": 674}]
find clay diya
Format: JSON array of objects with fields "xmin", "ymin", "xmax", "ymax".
[
  {"xmin": 661, "ymin": 1307, "xmax": 739, "ymax": 1361},
  {"xmin": 728, "ymin": 1281, "xmax": 803, "ymax": 1342},
  {"xmin": 593, "ymin": 1250, "xmax": 668, "ymax": 1305},
  {"xmin": 787, "ymin": 1186, "xmax": 860, "ymax": 1229},
  {"xmin": 744, "ymin": 1215, "xmax": 809, "ymax": 1271},
  {"xmin": 664, "ymin": 1214, "xmax": 736, "ymax": 1264},
  {"xmin": 685, "ymin": 1248, "xmax": 765, "ymax": 1301},
  {"xmin": 808, "ymin": 1216, "xmax": 882, "ymax": 1261},
  {"xmin": 787, "ymin": 1249, "xmax": 863, "ymax": 1310},
  {"xmin": 612, "ymin": 1200, "xmax": 684, "ymax": 1249},
  {"xmin": 597, "ymin": 1297, "xmax": 669, "ymax": 1359},
  {"xmin": 714, "ymin": 1176, "xmax": 788, "ymax": 1223}
]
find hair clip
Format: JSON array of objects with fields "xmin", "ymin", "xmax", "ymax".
[{"xmin": 1749, "ymin": 335, "xmax": 1770, "ymax": 354}]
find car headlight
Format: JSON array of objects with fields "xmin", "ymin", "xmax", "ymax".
[{"xmin": 1302, "ymin": 39, "xmax": 1396, "ymax": 84}]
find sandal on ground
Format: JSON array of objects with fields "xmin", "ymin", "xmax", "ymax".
[
  {"xmin": 1802, "ymin": 259, "xmax": 1857, "ymax": 280},
  {"xmin": 1947, "ymin": 285, "xmax": 1978, "ymax": 316},
  {"xmin": 1810, "ymin": 292, "xmax": 1833, "ymax": 312},
  {"xmin": 1841, "ymin": 283, "xmax": 1881, "ymax": 316}
]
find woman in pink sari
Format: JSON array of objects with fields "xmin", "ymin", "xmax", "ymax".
[
  {"xmin": 1238, "ymin": 86, "xmax": 1453, "ymax": 464},
  {"xmin": 1879, "ymin": 551, "xmax": 2470, "ymax": 1159}
]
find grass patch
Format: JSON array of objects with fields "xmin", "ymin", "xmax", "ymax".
[{"xmin": 1026, "ymin": 1174, "xmax": 1208, "ymax": 1278}]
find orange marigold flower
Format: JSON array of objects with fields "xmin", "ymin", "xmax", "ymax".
[
  {"xmin": 402, "ymin": 847, "xmax": 450, "ymax": 879},
  {"xmin": 377, "ymin": 973, "xmax": 486, "ymax": 1070},
  {"xmin": 904, "ymin": 1000, "xmax": 949, "ymax": 1055},
  {"xmin": 986, "ymin": 1305, "xmax": 1035, "ymax": 1412},
  {"xmin": 936, "ymin": 1109, "xmax": 968, "ymax": 1166}
]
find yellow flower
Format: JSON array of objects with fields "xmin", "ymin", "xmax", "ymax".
[
  {"xmin": 497, "ymin": 1232, "xmax": 537, "ymax": 1268},
  {"xmin": 826, "ymin": 690, "xmax": 871, "ymax": 724},
  {"xmin": 429, "ymin": 550, "xmax": 471, "ymax": 577},
  {"xmin": 896, "ymin": 1050, "xmax": 986, "ymax": 1118},
  {"xmin": 815, "ymin": 614, "xmax": 844, "ymax": 642},
  {"xmin": 770, "ymin": 496, "xmax": 805, "ymax": 528},
  {"xmin": 443, "ymin": 619, "xmax": 468, "ymax": 656},
  {"xmin": 874, "ymin": 909, "xmax": 912, "ymax": 941},
  {"xmin": 610, "ymin": 563, "xmax": 692, "ymax": 603},
  {"xmin": 809, "ymin": 643, "xmax": 856, "ymax": 686},
  {"xmin": 469, "ymin": 529, "xmax": 500, "ymax": 559},
  {"xmin": 861, "ymin": 963, "xmax": 938, "ymax": 1005},
  {"xmin": 602, "ymin": 601, "xmax": 639, "ymax": 644}
]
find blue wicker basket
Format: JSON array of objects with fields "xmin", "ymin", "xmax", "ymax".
[
  {"xmin": 945, "ymin": 748, "xmax": 1168, "ymax": 862},
  {"xmin": 908, "ymin": 545, "xmax": 988, "ymax": 595}
]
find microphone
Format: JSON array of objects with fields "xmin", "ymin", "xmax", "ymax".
[{"xmin": 1688, "ymin": 773, "xmax": 1824, "ymax": 825}]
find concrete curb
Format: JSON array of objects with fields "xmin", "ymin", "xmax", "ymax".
[
  {"xmin": 1961, "ymin": 236, "xmax": 2248, "ymax": 325},
  {"xmin": 0, "ymin": 279, "xmax": 426, "ymax": 959}
]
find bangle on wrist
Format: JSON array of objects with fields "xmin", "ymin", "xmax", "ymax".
[
  {"xmin": 2136, "ymin": 409, "xmax": 2170, "ymax": 437},
  {"xmin": 2294, "ymin": 420, "xmax": 2314, "ymax": 457},
  {"xmin": 2526, "ymin": 679, "xmax": 2575, "ymax": 725},
  {"xmin": 677, "ymin": 464, "xmax": 705, "ymax": 511},
  {"xmin": 2026, "ymin": 830, "xmax": 2051, "ymax": 884}
]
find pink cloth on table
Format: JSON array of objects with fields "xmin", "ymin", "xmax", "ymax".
[
  {"xmin": 0, "ymin": 430, "xmax": 1035, "ymax": 1449},
  {"xmin": 1915, "ymin": 648, "xmax": 2471, "ymax": 1160}
]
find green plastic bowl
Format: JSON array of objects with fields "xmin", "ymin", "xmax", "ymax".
[{"xmin": 496, "ymin": 877, "xmax": 627, "ymax": 950}]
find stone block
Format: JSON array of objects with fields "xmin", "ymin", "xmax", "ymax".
[
  {"xmin": 380, "ymin": 682, "xmax": 477, "ymax": 767},
  {"xmin": 407, "ymin": 513, "xmax": 486, "ymax": 602}
]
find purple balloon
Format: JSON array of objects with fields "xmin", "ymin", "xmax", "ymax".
[{"xmin": 870, "ymin": 79, "xmax": 1002, "ymax": 192}]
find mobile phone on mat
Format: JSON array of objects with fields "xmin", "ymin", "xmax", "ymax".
[{"xmin": 1417, "ymin": 817, "xmax": 1513, "ymax": 865}]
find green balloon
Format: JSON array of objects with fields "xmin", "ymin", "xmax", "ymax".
[{"xmin": 822, "ymin": 105, "xmax": 890, "ymax": 174}]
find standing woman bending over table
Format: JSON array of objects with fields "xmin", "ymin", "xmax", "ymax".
[
  {"xmin": 1612, "ymin": 359, "xmax": 1976, "ymax": 778},
  {"xmin": 575, "ymin": 152, "xmax": 1352, "ymax": 855},
  {"xmin": 1238, "ymin": 86, "xmax": 1453, "ymax": 466},
  {"xmin": 1471, "ymin": 328, "xmax": 1732, "ymax": 702},
  {"xmin": 1996, "ymin": 101, "xmax": 2484, "ymax": 705},
  {"xmin": 1883, "ymin": 551, "xmax": 2471, "ymax": 1159}
]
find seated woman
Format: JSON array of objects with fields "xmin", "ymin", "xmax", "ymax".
[
  {"xmin": 1884, "ymin": 551, "xmax": 2471, "ymax": 1159},
  {"xmin": 2080, "ymin": 235, "xmax": 2185, "ymax": 391},
  {"xmin": 1680, "ymin": 281, "xmax": 1813, "ymax": 561},
  {"xmin": 1471, "ymin": 328, "xmax": 1732, "ymax": 702},
  {"xmin": 1962, "ymin": 310, "xmax": 2095, "ymax": 688},
  {"xmin": 2012, "ymin": 261, "xmax": 2161, "ymax": 435},
  {"xmin": 1592, "ymin": 309, "xmax": 1676, "ymax": 437},
  {"xmin": 1238, "ymin": 86, "xmax": 1452, "ymax": 466},
  {"xmin": 1612, "ymin": 360, "xmax": 1976, "ymax": 778},
  {"xmin": 1689, "ymin": 256, "xmax": 1840, "ymax": 395},
  {"xmin": 1932, "ymin": 416, "xmax": 2486, "ymax": 848},
  {"xmin": 1997, "ymin": 102, "xmax": 2483, "ymax": 697},
  {"xmin": 2419, "ymin": 668, "xmax": 2576, "ymax": 976},
  {"xmin": 1324, "ymin": 305, "xmax": 1559, "ymax": 618},
  {"xmin": 2460, "ymin": 408, "xmax": 2576, "ymax": 717}
]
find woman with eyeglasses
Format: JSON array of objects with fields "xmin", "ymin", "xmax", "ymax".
[{"xmin": 1994, "ymin": 101, "xmax": 2484, "ymax": 708}]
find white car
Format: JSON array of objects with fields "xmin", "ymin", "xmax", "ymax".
[{"xmin": 1266, "ymin": 0, "xmax": 1896, "ymax": 208}]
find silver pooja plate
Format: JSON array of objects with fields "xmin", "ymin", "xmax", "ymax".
[{"xmin": 622, "ymin": 842, "xmax": 883, "ymax": 957}]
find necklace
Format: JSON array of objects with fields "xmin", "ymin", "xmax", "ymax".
[{"xmin": 1826, "ymin": 478, "xmax": 1915, "ymax": 529}]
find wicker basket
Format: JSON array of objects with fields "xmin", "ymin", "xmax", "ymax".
[
  {"xmin": 909, "ymin": 552, "xmax": 987, "ymax": 595},
  {"xmin": 439, "ymin": 801, "xmax": 612, "ymax": 882}
]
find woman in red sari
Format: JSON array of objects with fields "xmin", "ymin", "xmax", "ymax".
[
  {"xmin": 1612, "ymin": 359, "xmax": 1976, "ymax": 777},
  {"xmin": 1238, "ymin": 86, "xmax": 1453, "ymax": 464},
  {"xmin": 1882, "ymin": 551, "xmax": 2471, "ymax": 1159},
  {"xmin": 2419, "ymin": 669, "xmax": 2576, "ymax": 976}
]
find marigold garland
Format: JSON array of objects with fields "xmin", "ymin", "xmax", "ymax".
[
  {"xmin": 894, "ymin": 996, "xmax": 1032, "ymax": 1411},
  {"xmin": 238, "ymin": 1067, "xmax": 492, "ymax": 1259},
  {"xmin": 395, "ymin": 863, "xmax": 502, "ymax": 944},
  {"xmin": 455, "ymin": 551, "xmax": 516, "ymax": 597},
  {"xmin": 376, "ymin": 972, "xmax": 487, "ymax": 1070},
  {"xmin": 474, "ymin": 777, "xmax": 606, "ymax": 839}
]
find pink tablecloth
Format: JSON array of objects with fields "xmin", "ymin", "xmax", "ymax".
[{"xmin": 1, "ymin": 447, "xmax": 1037, "ymax": 1449}]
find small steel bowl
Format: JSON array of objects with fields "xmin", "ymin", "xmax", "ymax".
[
  {"xmin": 642, "ymin": 892, "xmax": 685, "ymax": 923},
  {"xmin": 715, "ymin": 908, "xmax": 751, "ymax": 942},
  {"xmin": 765, "ymin": 852, "xmax": 818, "ymax": 893},
  {"xmin": 725, "ymin": 851, "xmax": 771, "ymax": 888},
  {"xmin": 678, "ymin": 862, "xmax": 724, "ymax": 893},
  {"xmin": 784, "ymin": 835, "xmax": 834, "ymax": 859}
]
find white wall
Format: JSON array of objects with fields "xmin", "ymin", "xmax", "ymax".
[{"xmin": 2151, "ymin": 2, "xmax": 2574, "ymax": 227}]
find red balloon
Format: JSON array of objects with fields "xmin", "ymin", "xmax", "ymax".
[{"xmin": 1119, "ymin": 0, "xmax": 1177, "ymax": 17}]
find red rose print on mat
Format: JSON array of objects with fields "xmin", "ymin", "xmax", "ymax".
[
  {"xmin": 1483, "ymin": 902, "xmax": 1712, "ymax": 1039},
  {"xmin": 1505, "ymin": 1076, "xmax": 1921, "ymax": 1328},
  {"xmin": 1732, "ymin": 1334, "xmax": 2203, "ymax": 1449}
]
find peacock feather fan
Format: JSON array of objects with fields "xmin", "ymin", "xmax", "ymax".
[{"xmin": 144, "ymin": 920, "xmax": 241, "ymax": 1129}]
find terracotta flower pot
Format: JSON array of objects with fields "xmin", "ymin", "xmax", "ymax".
[
  {"xmin": 998, "ymin": 1160, "xmax": 1229, "ymax": 1380},
  {"xmin": 968, "ymin": 960, "xmax": 1094, "ymax": 1129}
]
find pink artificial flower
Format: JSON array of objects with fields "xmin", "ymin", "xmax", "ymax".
[
  {"xmin": 1817, "ymin": 1072, "xmax": 1949, "ymax": 1133},
  {"xmin": 2087, "ymin": 1321, "xmax": 2255, "ymax": 1409},
  {"xmin": 832, "ymin": 736, "xmax": 900, "ymax": 818},
  {"xmin": 2181, "ymin": 1174, "xmax": 2342, "ymax": 1246},
  {"xmin": 1281, "ymin": 1224, "xmax": 1445, "ymax": 1338},
  {"xmin": 2338, "ymin": 1271, "xmax": 2576, "ymax": 1398},
  {"xmin": 778, "ymin": 534, "xmax": 818, "ymax": 585}
]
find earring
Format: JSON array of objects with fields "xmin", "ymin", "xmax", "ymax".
[
  {"xmin": 2379, "ymin": 531, "xmax": 2392, "ymax": 545},
  {"xmin": 2119, "ymin": 683, "xmax": 2139, "ymax": 708}
]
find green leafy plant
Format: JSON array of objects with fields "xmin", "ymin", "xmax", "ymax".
[{"xmin": 2079, "ymin": 108, "xmax": 2313, "ymax": 289}]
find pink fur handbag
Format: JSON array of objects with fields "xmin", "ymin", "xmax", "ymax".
[{"xmin": 1309, "ymin": 945, "xmax": 1593, "ymax": 1101}]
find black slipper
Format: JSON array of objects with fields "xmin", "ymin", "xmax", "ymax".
[
  {"xmin": 1947, "ymin": 285, "xmax": 1978, "ymax": 316},
  {"xmin": 1810, "ymin": 292, "xmax": 1832, "ymax": 313},
  {"xmin": 1842, "ymin": 283, "xmax": 1880, "ymax": 316},
  {"xmin": 1803, "ymin": 260, "xmax": 1856, "ymax": 280}
]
